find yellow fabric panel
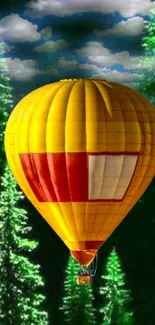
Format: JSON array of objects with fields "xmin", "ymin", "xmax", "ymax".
[
  {"xmin": 28, "ymin": 84, "xmax": 64, "ymax": 153},
  {"xmin": 106, "ymin": 121, "xmax": 124, "ymax": 132},
  {"xmin": 66, "ymin": 82, "xmax": 86, "ymax": 151},
  {"xmin": 85, "ymin": 80, "xmax": 103, "ymax": 152},
  {"xmin": 47, "ymin": 81, "xmax": 76, "ymax": 152}
]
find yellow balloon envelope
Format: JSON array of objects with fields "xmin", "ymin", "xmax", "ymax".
[{"xmin": 4, "ymin": 78, "xmax": 155, "ymax": 267}]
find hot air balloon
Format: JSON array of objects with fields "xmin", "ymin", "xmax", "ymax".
[{"xmin": 4, "ymin": 78, "xmax": 155, "ymax": 285}]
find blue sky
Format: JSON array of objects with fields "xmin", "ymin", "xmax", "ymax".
[{"xmin": 0, "ymin": 0, "xmax": 154, "ymax": 103}]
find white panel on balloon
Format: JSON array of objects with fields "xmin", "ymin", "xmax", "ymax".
[{"xmin": 88, "ymin": 154, "xmax": 138, "ymax": 200}]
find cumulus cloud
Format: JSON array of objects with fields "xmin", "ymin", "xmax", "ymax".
[
  {"xmin": 0, "ymin": 14, "xmax": 41, "ymax": 42},
  {"xmin": 75, "ymin": 41, "xmax": 142, "ymax": 70},
  {"xmin": 34, "ymin": 39, "xmax": 68, "ymax": 52},
  {"xmin": 57, "ymin": 57, "xmax": 78, "ymax": 69},
  {"xmin": 85, "ymin": 66, "xmax": 140, "ymax": 82},
  {"xmin": 55, "ymin": 57, "xmax": 140, "ymax": 83},
  {"xmin": 0, "ymin": 57, "xmax": 58, "ymax": 81},
  {"xmin": 79, "ymin": 62, "xmax": 141, "ymax": 82},
  {"xmin": 94, "ymin": 17, "xmax": 145, "ymax": 36},
  {"xmin": 40, "ymin": 26, "xmax": 52, "ymax": 40},
  {"xmin": 25, "ymin": 0, "xmax": 153, "ymax": 18}
]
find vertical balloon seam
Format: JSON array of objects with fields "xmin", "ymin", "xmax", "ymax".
[
  {"xmin": 125, "ymin": 87, "xmax": 152, "ymax": 193},
  {"xmin": 28, "ymin": 99, "xmax": 48, "ymax": 202},
  {"xmin": 103, "ymin": 90, "xmax": 127, "ymax": 238},
  {"xmin": 100, "ymin": 79, "xmax": 113, "ymax": 89},
  {"xmin": 31, "ymin": 86, "xmax": 61, "ymax": 202},
  {"xmin": 94, "ymin": 82, "xmax": 111, "ymax": 240},
  {"xmin": 39, "ymin": 83, "xmax": 72, "ymax": 240},
  {"xmin": 90, "ymin": 80, "xmax": 110, "ymax": 241},
  {"xmin": 120, "ymin": 86, "xmax": 152, "ymax": 199},
  {"xmin": 112, "ymin": 85, "xmax": 155, "ymax": 199},
  {"xmin": 85, "ymin": 80, "xmax": 92, "ymax": 242},
  {"xmin": 96, "ymin": 84, "xmax": 109, "ymax": 198},
  {"xmin": 84, "ymin": 80, "xmax": 91, "ymax": 241},
  {"xmin": 86, "ymin": 80, "xmax": 100, "ymax": 241},
  {"xmin": 17, "ymin": 98, "xmax": 47, "ymax": 201},
  {"xmin": 49, "ymin": 81, "xmax": 79, "ymax": 242},
  {"xmin": 86, "ymin": 80, "xmax": 102, "ymax": 241},
  {"xmin": 28, "ymin": 93, "xmax": 53, "ymax": 201},
  {"xmin": 96, "ymin": 80, "xmax": 118, "ymax": 240},
  {"xmin": 83, "ymin": 79, "xmax": 87, "ymax": 244},
  {"xmin": 45, "ymin": 83, "xmax": 74, "ymax": 239},
  {"xmin": 98, "ymin": 90, "xmax": 125, "ymax": 240},
  {"xmin": 45, "ymin": 86, "xmax": 65, "ymax": 198},
  {"xmin": 44, "ymin": 83, "xmax": 76, "ymax": 241},
  {"xmin": 44, "ymin": 83, "xmax": 66, "ymax": 199},
  {"xmin": 81, "ymin": 79, "xmax": 88, "ymax": 244},
  {"xmin": 112, "ymin": 85, "xmax": 142, "ymax": 207},
  {"xmin": 85, "ymin": 80, "xmax": 90, "ymax": 242},
  {"xmin": 6, "ymin": 101, "xmax": 40, "ymax": 207},
  {"xmin": 117, "ymin": 86, "xmax": 140, "ymax": 206},
  {"xmin": 90, "ymin": 80, "xmax": 114, "ymax": 240},
  {"xmin": 58, "ymin": 81, "xmax": 81, "ymax": 241},
  {"xmin": 64, "ymin": 81, "xmax": 80, "ymax": 243},
  {"xmin": 112, "ymin": 87, "xmax": 126, "ymax": 201}
]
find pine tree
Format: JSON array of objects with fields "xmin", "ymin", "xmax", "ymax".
[
  {"xmin": 0, "ymin": 42, "xmax": 14, "ymax": 173},
  {"xmin": 133, "ymin": 6, "xmax": 155, "ymax": 105},
  {"xmin": 142, "ymin": 5, "xmax": 155, "ymax": 56},
  {"xmin": 0, "ymin": 162, "xmax": 49, "ymax": 325},
  {"xmin": 99, "ymin": 248, "xmax": 134, "ymax": 325},
  {"xmin": 59, "ymin": 254, "xmax": 96, "ymax": 325}
]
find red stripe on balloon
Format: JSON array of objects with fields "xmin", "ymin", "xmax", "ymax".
[
  {"xmin": 19, "ymin": 152, "xmax": 139, "ymax": 203},
  {"xmin": 84, "ymin": 240, "xmax": 103, "ymax": 249},
  {"xmin": 19, "ymin": 153, "xmax": 57, "ymax": 202},
  {"xmin": 19, "ymin": 152, "xmax": 88, "ymax": 202},
  {"xmin": 65, "ymin": 152, "xmax": 88, "ymax": 201}
]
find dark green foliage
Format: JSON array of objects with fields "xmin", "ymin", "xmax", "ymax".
[
  {"xmin": 133, "ymin": 7, "xmax": 155, "ymax": 105},
  {"xmin": 0, "ymin": 47, "xmax": 14, "ymax": 174},
  {"xmin": 99, "ymin": 248, "xmax": 134, "ymax": 325},
  {"xmin": 0, "ymin": 163, "xmax": 49, "ymax": 324}
]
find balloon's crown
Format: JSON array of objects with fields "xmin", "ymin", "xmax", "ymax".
[
  {"xmin": 60, "ymin": 78, "xmax": 107, "ymax": 82},
  {"xmin": 59, "ymin": 78, "xmax": 113, "ymax": 88}
]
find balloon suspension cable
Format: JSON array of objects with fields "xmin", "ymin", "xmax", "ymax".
[
  {"xmin": 88, "ymin": 251, "xmax": 98, "ymax": 276},
  {"xmin": 79, "ymin": 252, "xmax": 98, "ymax": 277}
]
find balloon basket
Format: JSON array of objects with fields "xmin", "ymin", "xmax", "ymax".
[{"xmin": 77, "ymin": 274, "xmax": 92, "ymax": 285}]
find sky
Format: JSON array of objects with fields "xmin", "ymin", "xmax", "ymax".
[{"xmin": 0, "ymin": 0, "xmax": 154, "ymax": 105}]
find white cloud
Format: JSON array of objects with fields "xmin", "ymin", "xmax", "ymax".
[
  {"xmin": 0, "ymin": 57, "xmax": 58, "ymax": 81},
  {"xmin": 57, "ymin": 57, "xmax": 78, "ymax": 69},
  {"xmin": 0, "ymin": 41, "xmax": 15, "ymax": 54},
  {"xmin": 94, "ymin": 17, "xmax": 145, "ymax": 36},
  {"xmin": 55, "ymin": 57, "xmax": 140, "ymax": 83},
  {"xmin": 34, "ymin": 39, "xmax": 68, "ymax": 52},
  {"xmin": 75, "ymin": 41, "xmax": 142, "ymax": 70},
  {"xmin": 40, "ymin": 26, "xmax": 52, "ymax": 40},
  {"xmin": 79, "ymin": 62, "xmax": 140, "ymax": 82},
  {"xmin": 25, "ymin": 0, "xmax": 153, "ymax": 18},
  {"xmin": 90, "ymin": 68, "xmax": 140, "ymax": 82},
  {"xmin": 0, "ymin": 14, "xmax": 41, "ymax": 42}
]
